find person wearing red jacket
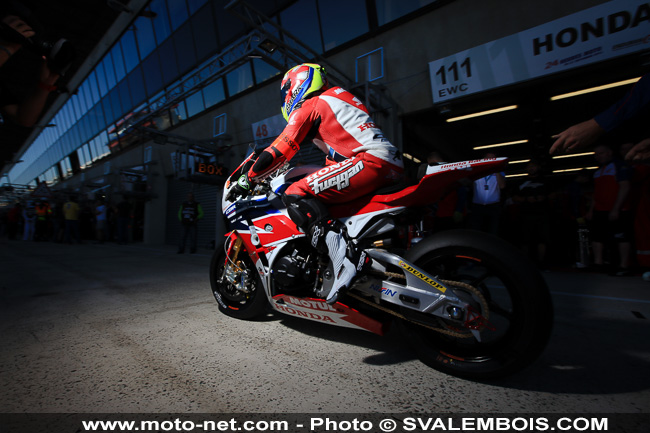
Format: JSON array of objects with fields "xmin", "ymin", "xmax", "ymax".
[{"xmin": 228, "ymin": 63, "xmax": 404, "ymax": 303}]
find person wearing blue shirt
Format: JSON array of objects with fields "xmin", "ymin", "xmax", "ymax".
[{"xmin": 469, "ymin": 152, "xmax": 506, "ymax": 235}]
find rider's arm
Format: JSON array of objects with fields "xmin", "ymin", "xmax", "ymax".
[{"xmin": 247, "ymin": 103, "xmax": 319, "ymax": 182}]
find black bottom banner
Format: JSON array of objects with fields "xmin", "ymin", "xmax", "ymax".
[{"xmin": 0, "ymin": 413, "xmax": 648, "ymax": 433}]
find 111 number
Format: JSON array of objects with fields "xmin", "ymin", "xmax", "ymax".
[{"xmin": 436, "ymin": 58, "xmax": 472, "ymax": 85}]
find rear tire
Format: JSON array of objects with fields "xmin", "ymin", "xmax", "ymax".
[
  {"xmin": 209, "ymin": 238, "xmax": 268, "ymax": 320},
  {"xmin": 400, "ymin": 229, "xmax": 553, "ymax": 380}
]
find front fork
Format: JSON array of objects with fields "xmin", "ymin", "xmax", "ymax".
[
  {"xmin": 222, "ymin": 230, "xmax": 273, "ymax": 296},
  {"xmin": 225, "ymin": 233, "xmax": 243, "ymax": 266},
  {"xmin": 220, "ymin": 233, "xmax": 249, "ymax": 291}
]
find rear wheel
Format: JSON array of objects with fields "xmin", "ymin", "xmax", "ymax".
[
  {"xmin": 209, "ymin": 237, "xmax": 268, "ymax": 319},
  {"xmin": 400, "ymin": 229, "xmax": 553, "ymax": 380}
]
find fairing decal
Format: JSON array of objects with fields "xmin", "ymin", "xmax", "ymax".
[
  {"xmin": 272, "ymin": 295, "xmax": 386, "ymax": 335},
  {"xmin": 251, "ymin": 212, "xmax": 305, "ymax": 246}
]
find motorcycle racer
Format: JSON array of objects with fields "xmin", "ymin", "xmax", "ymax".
[{"xmin": 227, "ymin": 63, "xmax": 404, "ymax": 303}]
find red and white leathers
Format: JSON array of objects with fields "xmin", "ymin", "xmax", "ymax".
[
  {"xmin": 247, "ymin": 86, "xmax": 404, "ymax": 204},
  {"xmin": 246, "ymin": 85, "xmax": 403, "ymax": 304}
]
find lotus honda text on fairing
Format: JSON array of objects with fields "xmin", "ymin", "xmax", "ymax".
[{"xmin": 210, "ymin": 156, "xmax": 553, "ymax": 379}]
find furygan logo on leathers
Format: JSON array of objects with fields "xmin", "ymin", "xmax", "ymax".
[{"xmin": 307, "ymin": 160, "xmax": 364, "ymax": 195}]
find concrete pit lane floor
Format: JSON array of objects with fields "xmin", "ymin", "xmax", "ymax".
[{"xmin": 1, "ymin": 240, "xmax": 649, "ymax": 414}]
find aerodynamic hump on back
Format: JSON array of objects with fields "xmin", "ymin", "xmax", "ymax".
[
  {"xmin": 328, "ymin": 157, "xmax": 508, "ymax": 218},
  {"xmin": 375, "ymin": 157, "xmax": 508, "ymax": 207}
]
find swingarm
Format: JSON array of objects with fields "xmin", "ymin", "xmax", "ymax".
[{"xmin": 354, "ymin": 249, "xmax": 490, "ymax": 341}]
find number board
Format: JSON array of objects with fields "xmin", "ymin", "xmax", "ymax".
[
  {"xmin": 429, "ymin": 0, "xmax": 650, "ymax": 104},
  {"xmin": 251, "ymin": 114, "xmax": 287, "ymax": 146}
]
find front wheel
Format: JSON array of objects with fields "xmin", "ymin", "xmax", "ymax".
[
  {"xmin": 400, "ymin": 229, "xmax": 553, "ymax": 380},
  {"xmin": 209, "ymin": 236, "xmax": 268, "ymax": 320}
]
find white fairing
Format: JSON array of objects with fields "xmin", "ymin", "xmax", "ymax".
[
  {"xmin": 269, "ymin": 165, "xmax": 323, "ymax": 194},
  {"xmin": 340, "ymin": 207, "xmax": 405, "ymax": 238},
  {"xmin": 221, "ymin": 179, "xmax": 234, "ymax": 213}
]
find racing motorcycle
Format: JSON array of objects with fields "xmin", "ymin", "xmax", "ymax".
[{"xmin": 210, "ymin": 156, "xmax": 553, "ymax": 380}]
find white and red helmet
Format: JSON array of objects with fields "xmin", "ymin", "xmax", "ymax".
[{"xmin": 280, "ymin": 63, "xmax": 328, "ymax": 122}]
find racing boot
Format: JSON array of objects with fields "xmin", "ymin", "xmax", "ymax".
[{"xmin": 324, "ymin": 230, "xmax": 357, "ymax": 304}]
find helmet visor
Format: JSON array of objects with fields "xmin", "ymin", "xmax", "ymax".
[{"xmin": 280, "ymin": 79, "xmax": 291, "ymax": 106}]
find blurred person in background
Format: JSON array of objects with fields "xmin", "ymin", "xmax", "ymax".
[
  {"xmin": 177, "ymin": 192, "xmax": 203, "ymax": 254},
  {"xmin": 512, "ymin": 159, "xmax": 551, "ymax": 270},
  {"xmin": 469, "ymin": 152, "xmax": 506, "ymax": 236},
  {"xmin": 587, "ymin": 144, "xmax": 634, "ymax": 276},
  {"xmin": 550, "ymin": 74, "xmax": 650, "ymax": 156}
]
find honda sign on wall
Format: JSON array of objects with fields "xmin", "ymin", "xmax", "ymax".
[{"xmin": 429, "ymin": 0, "xmax": 650, "ymax": 103}]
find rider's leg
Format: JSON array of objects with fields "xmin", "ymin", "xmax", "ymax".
[
  {"xmin": 281, "ymin": 155, "xmax": 401, "ymax": 303},
  {"xmin": 283, "ymin": 194, "xmax": 357, "ymax": 303},
  {"xmin": 323, "ymin": 226, "xmax": 357, "ymax": 304}
]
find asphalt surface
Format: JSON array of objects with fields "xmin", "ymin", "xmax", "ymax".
[{"xmin": 1, "ymin": 239, "xmax": 649, "ymax": 416}]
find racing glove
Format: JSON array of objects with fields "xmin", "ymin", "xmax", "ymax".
[{"xmin": 226, "ymin": 174, "xmax": 252, "ymax": 201}]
